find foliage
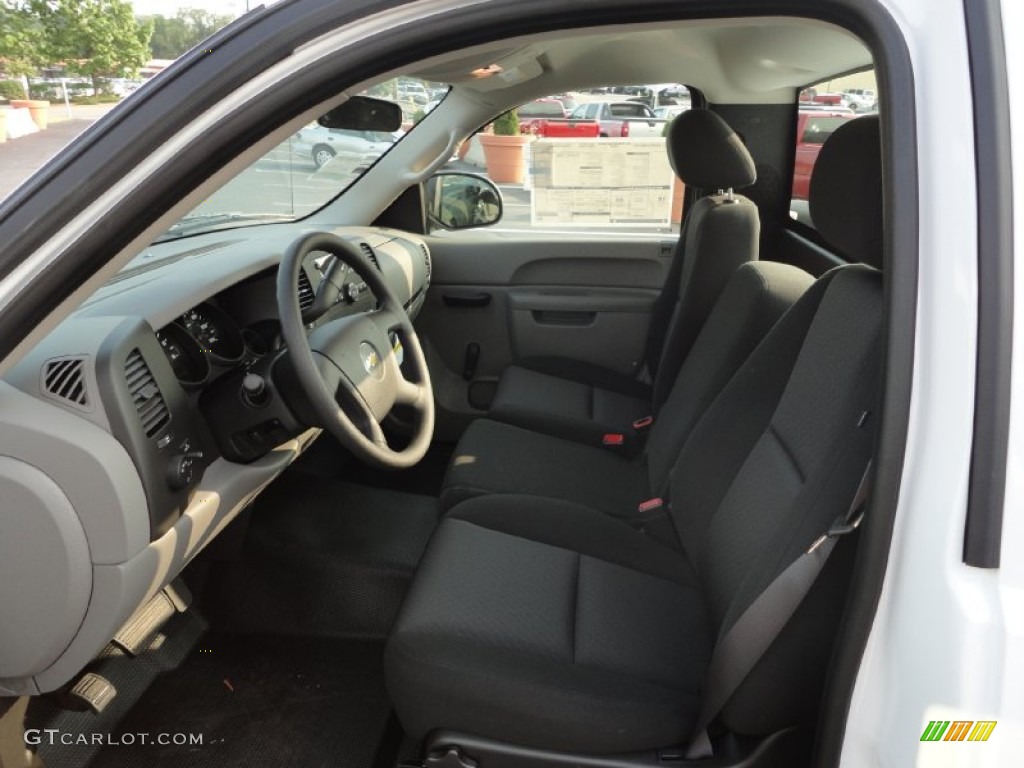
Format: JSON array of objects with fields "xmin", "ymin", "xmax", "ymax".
[
  {"xmin": 0, "ymin": 1, "xmax": 44, "ymax": 77},
  {"xmin": 0, "ymin": 79, "xmax": 26, "ymax": 100},
  {"xmin": 412, "ymin": 109, "xmax": 426, "ymax": 124},
  {"xmin": 492, "ymin": 110, "xmax": 519, "ymax": 136},
  {"xmin": 142, "ymin": 8, "xmax": 234, "ymax": 59},
  {"xmin": 27, "ymin": 0, "xmax": 152, "ymax": 90}
]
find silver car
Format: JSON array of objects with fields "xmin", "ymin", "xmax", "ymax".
[{"xmin": 290, "ymin": 125, "xmax": 397, "ymax": 169}]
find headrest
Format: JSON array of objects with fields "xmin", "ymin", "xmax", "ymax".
[
  {"xmin": 666, "ymin": 110, "xmax": 756, "ymax": 190},
  {"xmin": 809, "ymin": 115, "xmax": 883, "ymax": 269}
]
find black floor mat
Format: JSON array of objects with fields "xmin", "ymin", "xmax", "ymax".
[
  {"xmin": 202, "ymin": 475, "xmax": 439, "ymax": 640},
  {"xmin": 292, "ymin": 434, "xmax": 455, "ymax": 497},
  {"xmin": 85, "ymin": 635, "xmax": 392, "ymax": 768}
]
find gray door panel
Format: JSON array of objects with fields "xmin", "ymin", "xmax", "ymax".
[
  {"xmin": 507, "ymin": 287, "xmax": 657, "ymax": 374},
  {"xmin": 416, "ymin": 233, "xmax": 671, "ymax": 435}
]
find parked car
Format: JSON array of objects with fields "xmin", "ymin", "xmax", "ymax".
[
  {"xmin": 792, "ymin": 110, "xmax": 857, "ymax": 200},
  {"xmin": 290, "ymin": 125, "xmax": 397, "ymax": 168},
  {"xmin": 525, "ymin": 116, "xmax": 602, "ymax": 137},
  {"xmin": 654, "ymin": 104, "xmax": 689, "ymax": 121},
  {"xmin": 568, "ymin": 100, "xmax": 666, "ymax": 137},
  {"xmin": 515, "ymin": 98, "xmax": 568, "ymax": 133},
  {"xmin": 842, "ymin": 88, "xmax": 877, "ymax": 112}
]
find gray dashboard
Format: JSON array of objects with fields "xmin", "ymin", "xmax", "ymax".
[{"xmin": 0, "ymin": 224, "xmax": 431, "ymax": 696}]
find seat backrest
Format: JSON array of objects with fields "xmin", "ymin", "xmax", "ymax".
[
  {"xmin": 646, "ymin": 111, "xmax": 761, "ymax": 412},
  {"xmin": 669, "ymin": 115, "xmax": 885, "ymax": 734},
  {"xmin": 645, "ymin": 260, "xmax": 814, "ymax": 496}
]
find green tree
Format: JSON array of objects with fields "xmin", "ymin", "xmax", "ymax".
[
  {"xmin": 29, "ymin": 0, "xmax": 153, "ymax": 91},
  {"xmin": 0, "ymin": 1, "xmax": 44, "ymax": 77},
  {"xmin": 141, "ymin": 8, "xmax": 234, "ymax": 59}
]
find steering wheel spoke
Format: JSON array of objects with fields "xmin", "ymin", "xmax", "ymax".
[{"xmin": 370, "ymin": 305, "xmax": 406, "ymax": 334}]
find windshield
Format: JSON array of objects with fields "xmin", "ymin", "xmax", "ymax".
[{"xmin": 153, "ymin": 78, "xmax": 446, "ymax": 243}]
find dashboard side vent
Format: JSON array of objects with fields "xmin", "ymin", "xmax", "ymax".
[
  {"xmin": 359, "ymin": 243, "xmax": 380, "ymax": 270},
  {"xmin": 42, "ymin": 357, "xmax": 89, "ymax": 408},
  {"xmin": 125, "ymin": 349, "xmax": 170, "ymax": 437},
  {"xmin": 420, "ymin": 243, "xmax": 431, "ymax": 283},
  {"xmin": 297, "ymin": 268, "xmax": 315, "ymax": 312}
]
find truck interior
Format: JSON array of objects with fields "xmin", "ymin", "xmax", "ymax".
[{"xmin": 0, "ymin": 4, "xmax": 921, "ymax": 768}]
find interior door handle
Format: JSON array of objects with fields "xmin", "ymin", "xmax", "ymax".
[{"xmin": 443, "ymin": 292, "xmax": 492, "ymax": 308}]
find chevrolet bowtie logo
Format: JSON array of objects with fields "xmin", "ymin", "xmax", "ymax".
[{"xmin": 359, "ymin": 342, "xmax": 384, "ymax": 379}]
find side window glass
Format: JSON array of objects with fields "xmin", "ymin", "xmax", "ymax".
[{"xmin": 450, "ymin": 85, "xmax": 691, "ymax": 236}]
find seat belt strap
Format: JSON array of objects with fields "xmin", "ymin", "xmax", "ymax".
[{"xmin": 685, "ymin": 461, "xmax": 874, "ymax": 759}]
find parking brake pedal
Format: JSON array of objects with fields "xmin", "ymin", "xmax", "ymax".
[
  {"xmin": 111, "ymin": 581, "xmax": 191, "ymax": 656},
  {"xmin": 67, "ymin": 673, "xmax": 117, "ymax": 714}
]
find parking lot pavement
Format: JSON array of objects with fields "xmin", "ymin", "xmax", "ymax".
[{"xmin": 1, "ymin": 104, "xmax": 118, "ymax": 201}]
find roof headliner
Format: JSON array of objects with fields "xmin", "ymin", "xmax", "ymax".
[{"xmin": 411, "ymin": 17, "xmax": 872, "ymax": 106}]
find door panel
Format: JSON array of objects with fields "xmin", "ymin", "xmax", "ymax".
[
  {"xmin": 416, "ymin": 232, "xmax": 671, "ymax": 438},
  {"xmin": 508, "ymin": 287, "xmax": 657, "ymax": 373}
]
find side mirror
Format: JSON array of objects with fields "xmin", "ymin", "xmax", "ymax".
[
  {"xmin": 319, "ymin": 96, "xmax": 403, "ymax": 132},
  {"xmin": 426, "ymin": 172, "xmax": 503, "ymax": 230}
]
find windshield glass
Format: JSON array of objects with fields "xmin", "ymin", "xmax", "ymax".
[{"xmin": 153, "ymin": 78, "xmax": 446, "ymax": 243}]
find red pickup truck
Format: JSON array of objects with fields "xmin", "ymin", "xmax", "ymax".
[
  {"xmin": 517, "ymin": 99, "xmax": 601, "ymax": 137},
  {"xmin": 792, "ymin": 110, "xmax": 856, "ymax": 199},
  {"xmin": 526, "ymin": 118, "xmax": 602, "ymax": 138}
]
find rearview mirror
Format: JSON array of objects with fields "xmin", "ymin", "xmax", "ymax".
[
  {"xmin": 426, "ymin": 172, "xmax": 503, "ymax": 230},
  {"xmin": 318, "ymin": 96, "xmax": 403, "ymax": 132}
]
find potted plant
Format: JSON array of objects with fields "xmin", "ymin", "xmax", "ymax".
[
  {"xmin": 479, "ymin": 110, "xmax": 530, "ymax": 184},
  {"xmin": 11, "ymin": 91, "xmax": 51, "ymax": 130}
]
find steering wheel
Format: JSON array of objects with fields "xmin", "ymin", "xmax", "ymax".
[{"xmin": 276, "ymin": 231, "xmax": 434, "ymax": 469}]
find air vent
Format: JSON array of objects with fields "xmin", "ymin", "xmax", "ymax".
[
  {"xmin": 297, "ymin": 269, "xmax": 315, "ymax": 312},
  {"xmin": 360, "ymin": 243, "xmax": 380, "ymax": 270},
  {"xmin": 420, "ymin": 244, "xmax": 431, "ymax": 283},
  {"xmin": 42, "ymin": 357, "xmax": 89, "ymax": 408},
  {"xmin": 125, "ymin": 349, "xmax": 170, "ymax": 437}
]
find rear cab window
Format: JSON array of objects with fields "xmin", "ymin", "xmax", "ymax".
[{"xmin": 790, "ymin": 70, "xmax": 878, "ymax": 229}]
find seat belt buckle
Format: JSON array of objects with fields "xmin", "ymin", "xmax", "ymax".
[
  {"xmin": 638, "ymin": 497, "xmax": 664, "ymax": 513},
  {"xmin": 602, "ymin": 433, "xmax": 625, "ymax": 447},
  {"xmin": 633, "ymin": 415, "xmax": 654, "ymax": 430},
  {"xmin": 807, "ymin": 510, "xmax": 866, "ymax": 554}
]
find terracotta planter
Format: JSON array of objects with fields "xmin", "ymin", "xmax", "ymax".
[
  {"xmin": 0, "ymin": 109, "xmax": 7, "ymax": 144},
  {"xmin": 479, "ymin": 133, "xmax": 530, "ymax": 184},
  {"xmin": 12, "ymin": 100, "xmax": 50, "ymax": 130}
]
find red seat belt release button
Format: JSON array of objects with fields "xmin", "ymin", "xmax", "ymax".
[
  {"xmin": 602, "ymin": 433, "xmax": 625, "ymax": 446},
  {"xmin": 638, "ymin": 497, "xmax": 664, "ymax": 513},
  {"xmin": 633, "ymin": 415, "xmax": 654, "ymax": 430}
]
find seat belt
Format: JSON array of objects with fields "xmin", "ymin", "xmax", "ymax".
[{"xmin": 685, "ymin": 461, "xmax": 874, "ymax": 759}]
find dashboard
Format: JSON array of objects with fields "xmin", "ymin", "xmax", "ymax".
[{"xmin": 0, "ymin": 225, "xmax": 431, "ymax": 697}]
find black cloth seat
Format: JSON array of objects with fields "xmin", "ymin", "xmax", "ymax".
[
  {"xmin": 488, "ymin": 110, "xmax": 761, "ymax": 446},
  {"xmin": 387, "ymin": 117, "xmax": 886, "ymax": 753},
  {"xmin": 442, "ymin": 261, "xmax": 815, "ymax": 514},
  {"xmin": 440, "ymin": 417, "xmax": 648, "ymax": 517},
  {"xmin": 385, "ymin": 495, "xmax": 712, "ymax": 753}
]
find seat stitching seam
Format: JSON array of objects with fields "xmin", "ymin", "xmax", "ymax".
[
  {"xmin": 447, "ymin": 519, "xmax": 693, "ymax": 587},
  {"xmin": 767, "ymin": 423, "xmax": 805, "ymax": 483},
  {"xmin": 571, "ymin": 553, "xmax": 580, "ymax": 665}
]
